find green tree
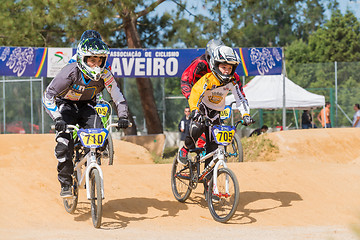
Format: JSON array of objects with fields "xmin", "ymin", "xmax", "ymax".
[
  {"xmin": 1, "ymin": 0, "xmax": 173, "ymax": 134},
  {"xmin": 308, "ymin": 10, "xmax": 360, "ymax": 62},
  {"xmin": 227, "ymin": 0, "xmax": 327, "ymax": 47}
]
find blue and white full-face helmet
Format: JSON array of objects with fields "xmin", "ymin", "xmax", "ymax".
[
  {"xmin": 76, "ymin": 38, "xmax": 109, "ymax": 81},
  {"xmin": 209, "ymin": 45, "xmax": 240, "ymax": 84},
  {"xmin": 80, "ymin": 30, "xmax": 102, "ymax": 41}
]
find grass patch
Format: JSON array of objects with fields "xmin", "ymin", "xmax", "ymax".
[
  {"xmin": 152, "ymin": 146, "xmax": 178, "ymax": 164},
  {"xmin": 240, "ymin": 135, "xmax": 279, "ymax": 162}
]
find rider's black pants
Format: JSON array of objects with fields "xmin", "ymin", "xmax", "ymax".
[
  {"xmin": 55, "ymin": 100, "xmax": 103, "ymax": 187},
  {"xmin": 184, "ymin": 103, "xmax": 221, "ymax": 168}
]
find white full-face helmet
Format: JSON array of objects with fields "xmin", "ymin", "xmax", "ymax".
[
  {"xmin": 209, "ymin": 45, "xmax": 240, "ymax": 84},
  {"xmin": 76, "ymin": 38, "xmax": 109, "ymax": 81},
  {"xmin": 205, "ymin": 38, "xmax": 224, "ymax": 64}
]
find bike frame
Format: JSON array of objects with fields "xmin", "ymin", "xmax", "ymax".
[
  {"xmin": 197, "ymin": 145, "xmax": 230, "ymax": 196},
  {"xmin": 74, "ymin": 146, "xmax": 105, "ymax": 199},
  {"xmin": 68, "ymin": 123, "xmax": 118, "ymax": 200}
]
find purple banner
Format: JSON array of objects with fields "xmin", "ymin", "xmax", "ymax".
[{"xmin": 0, "ymin": 47, "xmax": 283, "ymax": 78}]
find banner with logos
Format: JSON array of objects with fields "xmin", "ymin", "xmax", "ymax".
[{"xmin": 0, "ymin": 46, "xmax": 283, "ymax": 78}]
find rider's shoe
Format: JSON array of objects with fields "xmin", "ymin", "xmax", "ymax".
[
  {"xmin": 60, "ymin": 185, "xmax": 73, "ymax": 198},
  {"xmin": 211, "ymin": 195, "xmax": 220, "ymax": 203},
  {"xmin": 177, "ymin": 146, "xmax": 189, "ymax": 165}
]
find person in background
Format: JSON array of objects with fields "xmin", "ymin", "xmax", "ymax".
[
  {"xmin": 353, "ymin": 103, "xmax": 360, "ymax": 128},
  {"xmin": 178, "ymin": 107, "xmax": 191, "ymax": 148},
  {"xmin": 317, "ymin": 102, "xmax": 331, "ymax": 128},
  {"xmin": 249, "ymin": 125, "xmax": 268, "ymax": 137},
  {"xmin": 302, "ymin": 110, "xmax": 316, "ymax": 129}
]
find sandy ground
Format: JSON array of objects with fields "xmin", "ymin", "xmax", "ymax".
[{"xmin": 1, "ymin": 128, "xmax": 360, "ymax": 240}]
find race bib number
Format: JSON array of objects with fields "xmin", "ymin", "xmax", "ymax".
[
  {"xmin": 77, "ymin": 128, "xmax": 109, "ymax": 148},
  {"xmin": 211, "ymin": 125, "xmax": 236, "ymax": 146},
  {"xmin": 94, "ymin": 104, "xmax": 109, "ymax": 117},
  {"xmin": 220, "ymin": 105, "xmax": 232, "ymax": 120},
  {"xmin": 64, "ymin": 90, "xmax": 82, "ymax": 101}
]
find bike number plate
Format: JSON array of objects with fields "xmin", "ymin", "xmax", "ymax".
[
  {"xmin": 94, "ymin": 103, "xmax": 109, "ymax": 117},
  {"xmin": 212, "ymin": 125, "xmax": 236, "ymax": 146},
  {"xmin": 220, "ymin": 105, "xmax": 232, "ymax": 120},
  {"xmin": 77, "ymin": 128, "xmax": 109, "ymax": 148}
]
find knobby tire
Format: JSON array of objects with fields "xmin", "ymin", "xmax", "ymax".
[
  {"xmin": 207, "ymin": 168, "xmax": 240, "ymax": 223},
  {"xmin": 90, "ymin": 168, "xmax": 102, "ymax": 228},
  {"xmin": 171, "ymin": 154, "xmax": 192, "ymax": 202}
]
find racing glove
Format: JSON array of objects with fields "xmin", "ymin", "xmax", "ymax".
[
  {"xmin": 54, "ymin": 117, "xmax": 67, "ymax": 132},
  {"xmin": 242, "ymin": 114, "xmax": 255, "ymax": 126},
  {"xmin": 190, "ymin": 109, "xmax": 204, "ymax": 122},
  {"xmin": 117, "ymin": 117, "xmax": 130, "ymax": 129}
]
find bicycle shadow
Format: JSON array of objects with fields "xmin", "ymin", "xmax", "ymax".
[
  {"xmin": 72, "ymin": 197, "xmax": 188, "ymax": 229},
  {"xmin": 231, "ymin": 191, "xmax": 303, "ymax": 224}
]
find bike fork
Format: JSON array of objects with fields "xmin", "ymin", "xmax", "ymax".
[
  {"xmin": 85, "ymin": 150, "xmax": 105, "ymax": 200},
  {"xmin": 211, "ymin": 148, "xmax": 228, "ymax": 196}
]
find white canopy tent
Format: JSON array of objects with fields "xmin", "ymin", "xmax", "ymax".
[{"xmin": 226, "ymin": 75, "xmax": 326, "ymax": 128}]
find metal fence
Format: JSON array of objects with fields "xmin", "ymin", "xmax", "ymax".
[{"xmin": 1, "ymin": 61, "xmax": 359, "ymax": 134}]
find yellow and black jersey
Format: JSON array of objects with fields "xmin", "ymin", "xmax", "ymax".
[{"xmin": 188, "ymin": 73, "xmax": 250, "ymax": 116}]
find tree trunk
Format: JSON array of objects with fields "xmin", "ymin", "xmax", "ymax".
[
  {"xmin": 115, "ymin": 77, "xmax": 137, "ymax": 135},
  {"xmin": 123, "ymin": 14, "xmax": 163, "ymax": 134}
]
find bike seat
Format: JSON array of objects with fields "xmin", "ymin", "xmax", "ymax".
[{"xmin": 189, "ymin": 148, "xmax": 205, "ymax": 154}]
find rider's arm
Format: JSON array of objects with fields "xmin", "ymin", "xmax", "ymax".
[
  {"xmin": 102, "ymin": 69, "xmax": 128, "ymax": 119},
  {"xmin": 42, "ymin": 64, "xmax": 75, "ymax": 120},
  {"xmin": 230, "ymin": 81, "xmax": 250, "ymax": 117},
  {"xmin": 188, "ymin": 73, "xmax": 212, "ymax": 111}
]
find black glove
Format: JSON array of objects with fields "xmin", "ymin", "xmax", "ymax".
[
  {"xmin": 54, "ymin": 118, "xmax": 67, "ymax": 132},
  {"xmin": 190, "ymin": 109, "xmax": 203, "ymax": 122},
  {"xmin": 242, "ymin": 114, "xmax": 255, "ymax": 126},
  {"xmin": 117, "ymin": 117, "xmax": 130, "ymax": 129}
]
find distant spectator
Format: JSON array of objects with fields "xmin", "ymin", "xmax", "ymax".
[
  {"xmin": 249, "ymin": 125, "xmax": 268, "ymax": 137},
  {"xmin": 302, "ymin": 110, "xmax": 316, "ymax": 129},
  {"xmin": 178, "ymin": 107, "xmax": 191, "ymax": 147},
  {"xmin": 317, "ymin": 102, "xmax": 331, "ymax": 128},
  {"xmin": 353, "ymin": 104, "xmax": 360, "ymax": 128}
]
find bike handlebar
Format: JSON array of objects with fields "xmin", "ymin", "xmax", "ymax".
[
  {"xmin": 51, "ymin": 122, "xmax": 132, "ymax": 131},
  {"xmin": 203, "ymin": 117, "xmax": 245, "ymax": 129}
]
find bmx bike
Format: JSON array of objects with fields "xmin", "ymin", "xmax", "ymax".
[
  {"xmin": 171, "ymin": 118, "xmax": 245, "ymax": 223},
  {"xmin": 94, "ymin": 95, "xmax": 114, "ymax": 165},
  {"xmin": 220, "ymin": 104, "xmax": 243, "ymax": 162},
  {"xmin": 62, "ymin": 123, "xmax": 129, "ymax": 228}
]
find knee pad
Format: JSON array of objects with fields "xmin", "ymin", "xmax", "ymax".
[{"xmin": 55, "ymin": 133, "xmax": 74, "ymax": 163}]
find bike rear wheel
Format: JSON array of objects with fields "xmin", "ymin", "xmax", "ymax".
[
  {"xmin": 171, "ymin": 154, "xmax": 192, "ymax": 202},
  {"xmin": 207, "ymin": 168, "xmax": 240, "ymax": 223},
  {"xmin": 225, "ymin": 134, "xmax": 243, "ymax": 162},
  {"xmin": 63, "ymin": 172, "xmax": 79, "ymax": 214},
  {"xmin": 90, "ymin": 168, "xmax": 102, "ymax": 228}
]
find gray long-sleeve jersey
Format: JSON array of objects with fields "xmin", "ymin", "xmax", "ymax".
[{"xmin": 43, "ymin": 62, "xmax": 128, "ymax": 120}]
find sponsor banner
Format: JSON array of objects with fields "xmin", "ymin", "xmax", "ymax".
[
  {"xmin": 47, "ymin": 48, "xmax": 74, "ymax": 77},
  {"xmin": 0, "ymin": 47, "xmax": 282, "ymax": 78}
]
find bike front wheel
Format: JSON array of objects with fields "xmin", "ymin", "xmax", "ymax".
[
  {"xmin": 207, "ymin": 168, "xmax": 240, "ymax": 223},
  {"xmin": 103, "ymin": 134, "xmax": 114, "ymax": 165},
  {"xmin": 63, "ymin": 172, "xmax": 79, "ymax": 214},
  {"xmin": 171, "ymin": 154, "xmax": 192, "ymax": 202},
  {"xmin": 225, "ymin": 134, "xmax": 243, "ymax": 162},
  {"xmin": 90, "ymin": 168, "xmax": 102, "ymax": 228}
]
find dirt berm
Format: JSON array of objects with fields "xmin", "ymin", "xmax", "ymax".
[{"xmin": 1, "ymin": 128, "xmax": 360, "ymax": 240}]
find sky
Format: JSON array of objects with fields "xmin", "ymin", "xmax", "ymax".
[{"xmin": 334, "ymin": 0, "xmax": 360, "ymax": 18}]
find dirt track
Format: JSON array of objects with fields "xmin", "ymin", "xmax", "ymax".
[{"xmin": 1, "ymin": 128, "xmax": 360, "ymax": 240}]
